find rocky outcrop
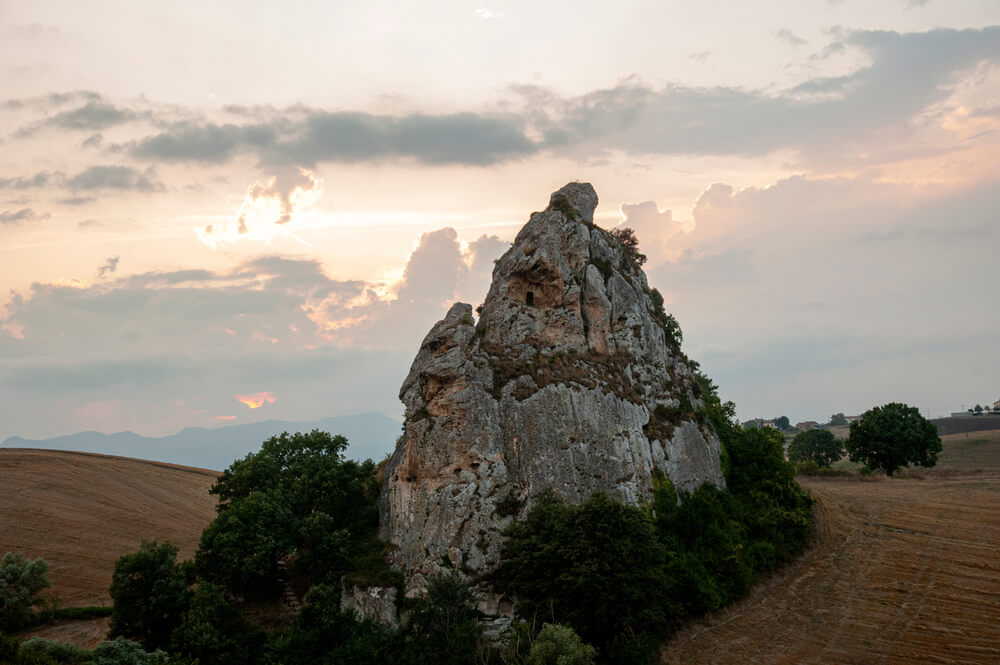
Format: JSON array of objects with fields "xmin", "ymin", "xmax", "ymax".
[{"xmin": 380, "ymin": 182, "xmax": 725, "ymax": 592}]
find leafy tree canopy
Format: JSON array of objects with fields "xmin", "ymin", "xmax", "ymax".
[
  {"xmin": 828, "ymin": 413, "xmax": 848, "ymax": 427},
  {"xmin": 109, "ymin": 540, "xmax": 191, "ymax": 651},
  {"xmin": 788, "ymin": 429, "xmax": 844, "ymax": 468},
  {"xmin": 0, "ymin": 552, "xmax": 50, "ymax": 632},
  {"xmin": 196, "ymin": 430, "xmax": 380, "ymax": 597},
  {"xmin": 846, "ymin": 402, "xmax": 942, "ymax": 476}
]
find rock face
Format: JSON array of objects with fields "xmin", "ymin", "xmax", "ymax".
[{"xmin": 380, "ymin": 183, "xmax": 725, "ymax": 591}]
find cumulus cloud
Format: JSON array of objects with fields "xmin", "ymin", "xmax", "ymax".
[
  {"xmin": 200, "ymin": 168, "xmax": 322, "ymax": 248},
  {"xmin": 0, "ymin": 225, "xmax": 508, "ymax": 437},
  {"xmin": 615, "ymin": 201, "xmax": 686, "ymax": 263},
  {"xmin": 0, "ymin": 208, "xmax": 49, "ymax": 224}
]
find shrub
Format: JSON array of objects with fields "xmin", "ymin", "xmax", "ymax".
[
  {"xmin": 17, "ymin": 637, "xmax": 91, "ymax": 664},
  {"xmin": 525, "ymin": 623, "xmax": 596, "ymax": 665},
  {"xmin": 93, "ymin": 637, "xmax": 170, "ymax": 665},
  {"xmin": 399, "ymin": 569, "xmax": 482, "ymax": 665}
]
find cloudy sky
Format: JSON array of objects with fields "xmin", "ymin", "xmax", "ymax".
[{"xmin": 2, "ymin": 0, "xmax": 998, "ymax": 440}]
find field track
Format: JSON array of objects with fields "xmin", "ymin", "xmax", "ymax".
[
  {"xmin": 661, "ymin": 431, "xmax": 1000, "ymax": 665},
  {"xmin": 1, "ymin": 448, "xmax": 218, "ymax": 646}
]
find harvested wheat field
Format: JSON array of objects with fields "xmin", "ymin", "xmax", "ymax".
[
  {"xmin": 0, "ymin": 448, "xmax": 218, "ymax": 609},
  {"xmin": 661, "ymin": 430, "xmax": 1000, "ymax": 665}
]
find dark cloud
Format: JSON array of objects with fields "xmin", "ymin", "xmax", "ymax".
[
  {"xmin": 125, "ymin": 110, "xmax": 538, "ymax": 167},
  {"xmin": 59, "ymin": 196, "xmax": 97, "ymax": 206},
  {"xmin": 515, "ymin": 26, "xmax": 1000, "ymax": 163},
  {"xmin": 0, "ymin": 208, "xmax": 49, "ymax": 224},
  {"xmin": 96, "ymin": 256, "xmax": 120, "ymax": 278},
  {"xmin": 774, "ymin": 29, "xmax": 806, "ymax": 46},
  {"xmin": 13, "ymin": 100, "xmax": 141, "ymax": 138},
  {"xmin": 46, "ymin": 101, "xmax": 138, "ymax": 130},
  {"xmin": 0, "ymin": 171, "xmax": 61, "ymax": 190},
  {"xmin": 2, "ymin": 90, "xmax": 101, "ymax": 111},
  {"xmin": 65, "ymin": 165, "xmax": 164, "ymax": 192}
]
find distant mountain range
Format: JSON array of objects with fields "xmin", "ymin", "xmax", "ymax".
[{"xmin": 1, "ymin": 412, "xmax": 401, "ymax": 471}]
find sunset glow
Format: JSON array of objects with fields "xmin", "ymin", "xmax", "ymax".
[
  {"xmin": 235, "ymin": 392, "xmax": 278, "ymax": 410},
  {"xmin": 0, "ymin": 1, "xmax": 997, "ymax": 441}
]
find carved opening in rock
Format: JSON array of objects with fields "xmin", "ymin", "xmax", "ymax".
[
  {"xmin": 507, "ymin": 264, "xmax": 563, "ymax": 310},
  {"xmin": 498, "ymin": 596, "xmax": 514, "ymax": 616}
]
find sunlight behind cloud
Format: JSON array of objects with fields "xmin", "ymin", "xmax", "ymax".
[{"xmin": 235, "ymin": 391, "xmax": 277, "ymax": 409}]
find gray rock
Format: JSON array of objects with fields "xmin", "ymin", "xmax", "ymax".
[
  {"xmin": 380, "ymin": 183, "xmax": 725, "ymax": 592},
  {"xmin": 340, "ymin": 583, "xmax": 399, "ymax": 629}
]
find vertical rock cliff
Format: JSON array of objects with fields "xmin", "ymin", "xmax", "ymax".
[{"xmin": 380, "ymin": 182, "xmax": 725, "ymax": 591}]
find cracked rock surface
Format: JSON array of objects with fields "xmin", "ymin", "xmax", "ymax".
[{"xmin": 380, "ymin": 183, "xmax": 725, "ymax": 592}]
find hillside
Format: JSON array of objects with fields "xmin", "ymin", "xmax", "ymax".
[
  {"xmin": 2, "ymin": 412, "xmax": 401, "ymax": 471},
  {"xmin": 0, "ymin": 449, "xmax": 218, "ymax": 609},
  {"xmin": 660, "ymin": 430, "xmax": 1000, "ymax": 664}
]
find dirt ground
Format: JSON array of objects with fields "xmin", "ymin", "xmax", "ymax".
[
  {"xmin": 1, "ymin": 449, "xmax": 218, "ymax": 647},
  {"xmin": 661, "ymin": 431, "xmax": 1000, "ymax": 665}
]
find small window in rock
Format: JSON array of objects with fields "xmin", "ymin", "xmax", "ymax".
[{"xmin": 526, "ymin": 291, "xmax": 535, "ymax": 306}]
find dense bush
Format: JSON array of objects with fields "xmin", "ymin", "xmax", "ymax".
[{"xmin": 526, "ymin": 623, "xmax": 596, "ymax": 665}]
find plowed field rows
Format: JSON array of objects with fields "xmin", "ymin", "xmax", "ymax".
[
  {"xmin": 661, "ymin": 432, "xmax": 1000, "ymax": 665},
  {"xmin": 0, "ymin": 449, "xmax": 218, "ymax": 608}
]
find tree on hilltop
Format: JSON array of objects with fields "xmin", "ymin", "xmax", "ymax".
[
  {"xmin": 828, "ymin": 413, "xmax": 848, "ymax": 427},
  {"xmin": 846, "ymin": 402, "xmax": 942, "ymax": 476}
]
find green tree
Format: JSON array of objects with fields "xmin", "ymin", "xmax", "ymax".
[
  {"xmin": 0, "ymin": 552, "xmax": 50, "ymax": 632},
  {"xmin": 525, "ymin": 623, "xmax": 596, "ymax": 665},
  {"xmin": 610, "ymin": 227, "xmax": 647, "ymax": 267},
  {"xmin": 495, "ymin": 491, "xmax": 669, "ymax": 655},
  {"xmin": 828, "ymin": 413, "xmax": 848, "ymax": 427},
  {"xmin": 974, "ymin": 404, "xmax": 983, "ymax": 414},
  {"xmin": 846, "ymin": 402, "xmax": 942, "ymax": 476},
  {"xmin": 788, "ymin": 429, "xmax": 844, "ymax": 467},
  {"xmin": 109, "ymin": 540, "xmax": 190, "ymax": 650},
  {"xmin": 196, "ymin": 430, "xmax": 379, "ymax": 598},
  {"xmin": 773, "ymin": 416, "xmax": 790, "ymax": 431},
  {"xmin": 401, "ymin": 569, "xmax": 482, "ymax": 665}
]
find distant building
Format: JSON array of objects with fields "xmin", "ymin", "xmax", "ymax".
[
  {"xmin": 796, "ymin": 421, "xmax": 819, "ymax": 431},
  {"xmin": 994, "ymin": 399, "xmax": 1000, "ymax": 411},
  {"xmin": 845, "ymin": 415, "xmax": 862, "ymax": 423}
]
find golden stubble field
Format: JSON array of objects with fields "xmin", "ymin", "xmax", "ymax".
[
  {"xmin": 661, "ymin": 430, "xmax": 1000, "ymax": 665},
  {"xmin": 0, "ymin": 449, "xmax": 219, "ymax": 647}
]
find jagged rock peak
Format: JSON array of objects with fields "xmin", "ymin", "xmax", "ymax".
[{"xmin": 380, "ymin": 182, "xmax": 725, "ymax": 593}]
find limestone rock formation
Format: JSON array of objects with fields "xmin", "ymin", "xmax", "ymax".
[{"xmin": 380, "ymin": 182, "xmax": 725, "ymax": 591}]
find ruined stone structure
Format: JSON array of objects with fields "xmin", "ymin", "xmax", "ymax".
[{"xmin": 380, "ymin": 183, "xmax": 725, "ymax": 592}]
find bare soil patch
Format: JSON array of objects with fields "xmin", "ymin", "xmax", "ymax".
[
  {"xmin": 661, "ymin": 432, "xmax": 1000, "ymax": 665},
  {"xmin": 0, "ymin": 448, "xmax": 217, "ymax": 610}
]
